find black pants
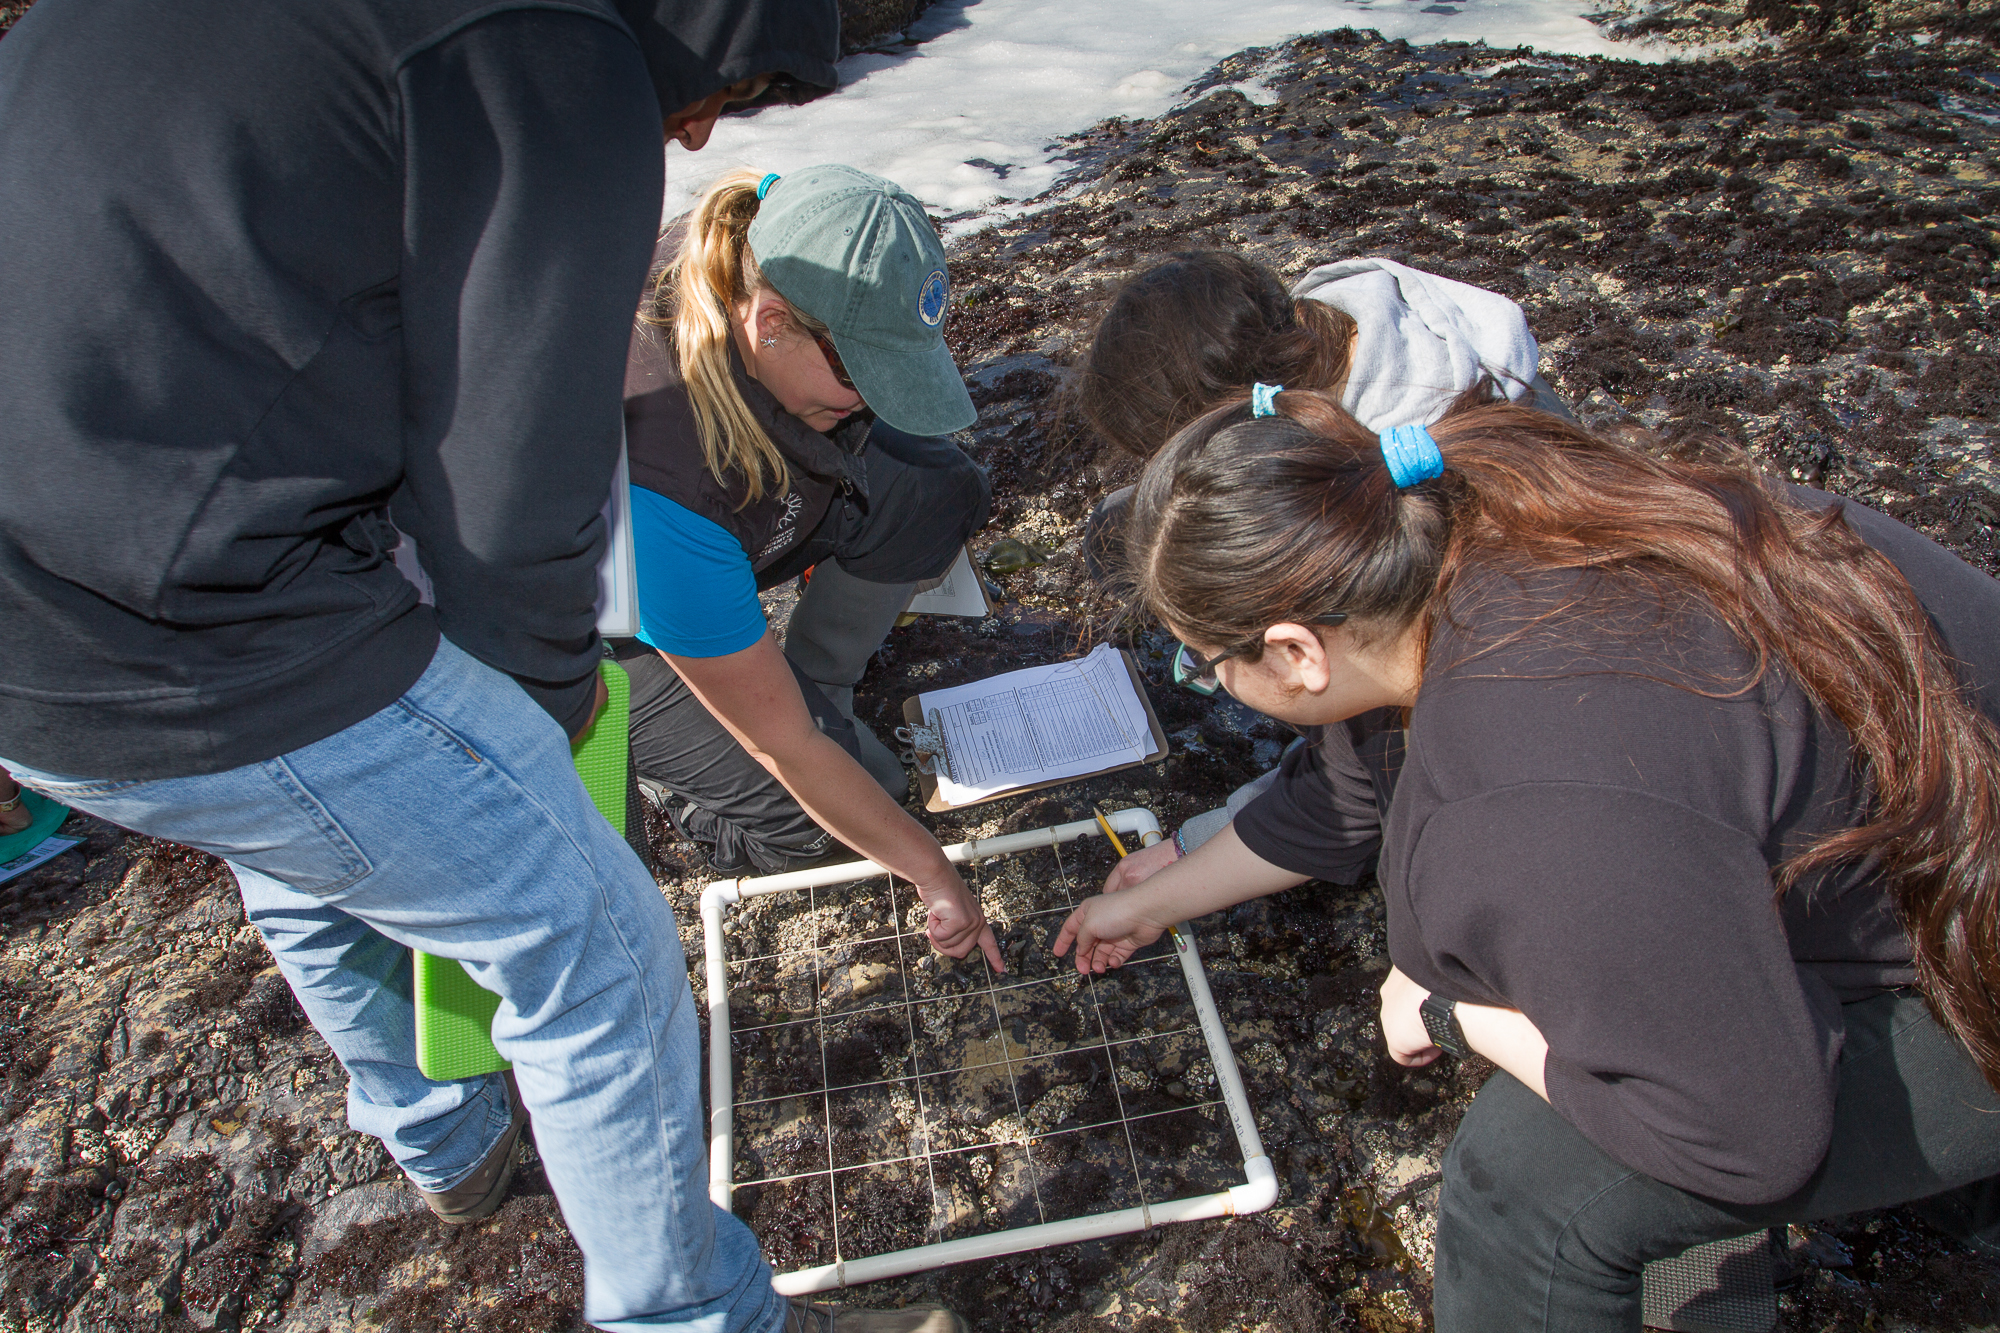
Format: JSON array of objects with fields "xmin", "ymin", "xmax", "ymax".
[
  {"xmin": 1433, "ymin": 989, "xmax": 2000, "ymax": 1331},
  {"xmin": 616, "ymin": 643, "xmax": 862, "ymax": 873},
  {"xmin": 618, "ymin": 423, "xmax": 988, "ymax": 876}
]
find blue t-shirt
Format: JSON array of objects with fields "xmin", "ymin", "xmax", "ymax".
[{"xmin": 628, "ymin": 486, "xmax": 766, "ymax": 658}]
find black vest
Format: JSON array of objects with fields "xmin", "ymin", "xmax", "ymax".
[{"xmin": 623, "ymin": 323, "xmax": 870, "ymax": 580}]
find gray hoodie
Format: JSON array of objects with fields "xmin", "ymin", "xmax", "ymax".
[{"xmin": 1291, "ymin": 257, "xmax": 1544, "ymax": 430}]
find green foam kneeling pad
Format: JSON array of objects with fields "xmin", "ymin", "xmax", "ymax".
[{"xmin": 413, "ymin": 659, "xmax": 631, "ymax": 1082}]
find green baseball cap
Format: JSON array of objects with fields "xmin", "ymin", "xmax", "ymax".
[{"xmin": 748, "ymin": 165, "xmax": 976, "ymax": 436}]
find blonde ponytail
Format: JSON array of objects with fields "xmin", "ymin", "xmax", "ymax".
[{"xmin": 653, "ymin": 169, "xmax": 787, "ymax": 504}]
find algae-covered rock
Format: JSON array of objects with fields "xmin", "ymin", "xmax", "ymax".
[
  {"xmin": 982, "ymin": 536, "xmax": 1051, "ymax": 575},
  {"xmin": 0, "ymin": 6, "xmax": 1995, "ymax": 1329}
]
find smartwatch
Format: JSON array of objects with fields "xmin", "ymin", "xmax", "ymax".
[{"xmin": 1419, "ymin": 993, "xmax": 1470, "ymax": 1058}]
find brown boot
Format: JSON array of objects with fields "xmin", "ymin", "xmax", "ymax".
[
  {"xmin": 782, "ymin": 1301, "xmax": 968, "ymax": 1333},
  {"xmin": 417, "ymin": 1072, "xmax": 527, "ymax": 1225}
]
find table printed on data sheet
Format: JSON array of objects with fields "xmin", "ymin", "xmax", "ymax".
[{"xmin": 922, "ymin": 643, "xmax": 1152, "ymax": 804}]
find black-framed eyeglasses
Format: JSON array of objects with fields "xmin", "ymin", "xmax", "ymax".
[
  {"xmin": 809, "ymin": 330, "xmax": 854, "ymax": 391},
  {"xmin": 1171, "ymin": 614, "xmax": 1350, "ymax": 696}
]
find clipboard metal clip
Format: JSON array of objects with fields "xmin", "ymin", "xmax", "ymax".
[{"xmin": 894, "ymin": 710, "xmax": 953, "ymax": 780}]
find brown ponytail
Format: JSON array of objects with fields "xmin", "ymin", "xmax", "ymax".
[
  {"xmin": 1077, "ymin": 251, "xmax": 1356, "ymax": 459},
  {"xmin": 1131, "ymin": 386, "xmax": 2000, "ymax": 1092}
]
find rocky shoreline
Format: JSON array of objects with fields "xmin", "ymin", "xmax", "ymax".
[{"xmin": 2, "ymin": 1, "xmax": 1999, "ymax": 1330}]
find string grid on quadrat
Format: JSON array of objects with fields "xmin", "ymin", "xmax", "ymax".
[{"xmin": 699, "ymin": 808, "xmax": 1278, "ymax": 1296}]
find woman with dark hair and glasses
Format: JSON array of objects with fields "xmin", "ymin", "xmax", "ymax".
[
  {"xmin": 1079, "ymin": 252, "xmax": 1579, "ymax": 890},
  {"xmin": 618, "ymin": 164, "xmax": 999, "ymax": 972},
  {"xmin": 1058, "ymin": 383, "xmax": 2000, "ymax": 1328}
]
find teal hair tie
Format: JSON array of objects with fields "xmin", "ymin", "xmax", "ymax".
[
  {"xmin": 756, "ymin": 172, "xmax": 781, "ymax": 201},
  {"xmin": 1379, "ymin": 424, "xmax": 1445, "ymax": 489},
  {"xmin": 1251, "ymin": 382, "xmax": 1283, "ymax": 417}
]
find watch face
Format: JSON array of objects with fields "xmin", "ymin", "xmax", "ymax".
[{"xmin": 1420, "ymin": 995, "xmax": 1468, "ymax": 1057}]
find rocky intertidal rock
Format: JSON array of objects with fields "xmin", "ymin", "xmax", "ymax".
[
  {"xmin": 944, "ymin": 24, "xmax": 2000, "ymax": 585},
  {"xmin": 0, "ymin": 11, "xmax": 1997, "ymax": 1333}
]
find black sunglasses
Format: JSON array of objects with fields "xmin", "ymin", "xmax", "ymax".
[
  {"xmin": 1171, "ymin": 615, "xmax": 1350, "ymax": 697},
  {"xmin": 809, "ymin": 330, "xmax": 854, "ymax": 391}
]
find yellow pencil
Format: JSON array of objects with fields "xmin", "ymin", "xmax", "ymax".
[
  {"xmin": 1091, "ymin": 805, "xmax": 1129, "ymax": 858},
  {"xmin": 1094, "ymin": 805, "xmax": 1181, "ymax": 945}
]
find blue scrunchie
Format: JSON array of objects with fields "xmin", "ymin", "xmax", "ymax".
[
  {"xmin": 756, "ymin": 172, "xmax": 781, "ymax": 200},
  {"xmin": 1379, "ymin": 424, "xmax": 1445, "ymax": 489},
  {"xmin": 1251, "ymin": 382, "xmax": 1283, "ymax": 417}
]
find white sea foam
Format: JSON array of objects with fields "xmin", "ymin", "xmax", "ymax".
[{"xmin": 666, "ymin": 0, "xmax": 1670, "ymax": 230}]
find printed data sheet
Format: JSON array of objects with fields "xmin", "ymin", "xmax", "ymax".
[{"xmin": 918, "ymin": 643, "xmax": 1153, "ymax": 804}]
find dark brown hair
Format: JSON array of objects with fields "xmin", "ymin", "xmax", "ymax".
[
  {"xmin": 1131, "ymin": 385, "xmax": 2000, "ymax": 1092},
  {"xmin": 1078, "ymin": 252, "xmax": 1356, "ymax": 459}
]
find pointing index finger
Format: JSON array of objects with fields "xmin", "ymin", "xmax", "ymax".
[{"xmin": 1052, "ymin": 910, "xmax": 1082, "ymax": 959}]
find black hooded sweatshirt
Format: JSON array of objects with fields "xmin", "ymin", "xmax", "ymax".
[
  {"xmin": 1231, "ymin": 491, "xmax": 2000, "ymax": 1205},
  {"xmin": 0, "ymin": 0, "xmax": 837, "ymax": 780}
]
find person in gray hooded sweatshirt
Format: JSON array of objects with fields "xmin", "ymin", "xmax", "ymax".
[
  {"xmin": 0, "ymin": 0, "xmax": 960, "ymax": 1327},
  {"xmin": 1079, "ymin": 251, "xmax": 1568, "ymax": 474},
  {"xmin": 1075, "ymin": 249, "xmax": 1573, "ymax": 872}
]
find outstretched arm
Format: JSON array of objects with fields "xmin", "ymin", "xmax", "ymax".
[
  {"xmin": 1053, "ymin": 821, "xmax": 1307, "ymax": 973},
  {"xmin": 670, "ymin": 632, "xmax": 1002, "ymax": 972}
]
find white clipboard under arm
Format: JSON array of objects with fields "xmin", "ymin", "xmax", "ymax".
[
  {"xmin": 592, "ymin": 439, "xmax": 640, "ymax": 637},
  {"xmin": 393, "ymin": 430, "xmax": 640, "ymax": 638}
]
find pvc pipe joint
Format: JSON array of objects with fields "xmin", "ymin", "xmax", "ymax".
[{"xmin": 1231, "ymin": 1155, "xmax": 1279, "ymax": 1214}]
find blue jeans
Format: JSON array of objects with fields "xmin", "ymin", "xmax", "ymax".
[{"xmin": 3, "ymin": 639, "xmax": 782, "ymax": 1333}]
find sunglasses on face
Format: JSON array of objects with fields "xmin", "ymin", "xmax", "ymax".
[
  {"xmin": 1170, "ymin": 614, "xmax": 1351, "ymax": 696},
  {"xmin": 809, "ymin": 330, "xmax": 854, "ymax": 391}
]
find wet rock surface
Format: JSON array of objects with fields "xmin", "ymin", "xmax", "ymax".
[
  {"xmin": 3, "ymin": 4, "xmax": 2000, "ymax": 1331},
  {"xmin": 941, "ymin": 13, "xmax": 2000, "ymax": 584},
  {"xmin": 836, "ymin": 0, "xmax": 938, "ymax": 55}
]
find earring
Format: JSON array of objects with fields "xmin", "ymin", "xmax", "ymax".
[{"xmin": 760, "ymin": 336, "xmax": 778, "ymax": 348}]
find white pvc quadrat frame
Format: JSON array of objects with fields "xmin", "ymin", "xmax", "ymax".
[{"xmin": 700, "ymin": 807, "xmax": 1277, "ymax": 1296}]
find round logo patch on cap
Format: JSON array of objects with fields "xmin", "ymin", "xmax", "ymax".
[{"xmin": 917, "ymin": 269, "xmax": 949, "ymax": 328}]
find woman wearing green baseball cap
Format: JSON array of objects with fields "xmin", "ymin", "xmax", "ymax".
[{"xmin": 618, "ymin": 164, "xmax": 1000, "ymax": 976}]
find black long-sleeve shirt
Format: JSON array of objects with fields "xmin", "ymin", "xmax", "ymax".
[
  {"xmin": 1234, "ymin": 489, "xmax": 2000, "ymax": 1205},
  {"xmin": 0, "ymin": 0, "xmax": 835, "ymax": 779}
]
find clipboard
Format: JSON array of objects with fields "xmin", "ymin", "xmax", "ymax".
[
  {"xmin": 393, "ymin": 434, "xmax": 639, "ymax": 638},
  {"xmin": 899, "ymin": 648, "xmax": 1170, "ymax": 813},
  {"xmin": 904, "ymin": 543, "xmax": 998, "ymax": 619}
]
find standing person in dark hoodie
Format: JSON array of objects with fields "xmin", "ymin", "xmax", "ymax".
[{"xmin": 0, "ymin": 1, "xmax": 962, "ymax": 1328}]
